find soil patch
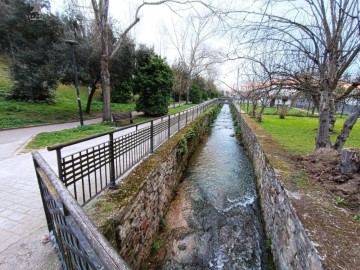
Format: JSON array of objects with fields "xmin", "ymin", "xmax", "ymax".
[
  {"xmin": 296, "ymin": 148, "xmax": 360, "ymax": 211},
  {"xmin": 283, "ymin": 148, "xmax": 360, "ymax": 269},
  {"xmin": 242, "ymin": 113, "xmax": 359, "ymax": 270}
]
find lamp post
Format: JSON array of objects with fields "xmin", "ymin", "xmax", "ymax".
[{"xmin": 65, "ymin": 40, "xmax": 84, "ymax": 126}]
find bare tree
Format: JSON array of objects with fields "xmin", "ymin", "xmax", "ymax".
[
  {"xmin": 226, "ymin": 0, "xmax": 360, "ymax": 151},
  {"xmin": 166, "ymin": 13, "xmax": 219, "ymax": 103},
  {"xmin": 172, "ymin": 59, "xmax": 190, "ymax": 104},
  {"xmin": 333, "ymin": 76, "xmax": 360, "ymax": 150},
  {"xmin": 243, "ymin": 60, "xmax": 273, "ymax": 122},
  {"xmin": 91, "ymin": 0, "xmax": 210, "ymax": 120}
]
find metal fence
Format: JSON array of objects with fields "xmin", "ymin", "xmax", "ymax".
[
  {"xmin": 33, "ymin": 151, "xmax": 130, "ymax": 270},
  {"xmin": 48, "ymin": 100, "xmax": 217, "ymax": 205}
]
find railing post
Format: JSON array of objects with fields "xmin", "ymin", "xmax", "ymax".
[
  {"xmin": 186, "ymin": 111, "xmax": 188, "ymax": 125},
  {"xmin": 33, "ymin": 159, "xmax": 54, "ymax": 233},
  {"xmin": 108, "ymin": 133, "xmax": 116, "ymax": 189},
  {"xmin": 56, "ymin": 148, "xmax": 63, "ymax": 181},
  {"xmin": 150, "ymin": 120, "xmax": 154, "ymax": 152},
  {"xmin": 178, "ymin": 112, "xmax": 181, "ymax": 131},
  {"xmin": 168, "ymin": 115, "xmax": 171, "ymax": 138}
]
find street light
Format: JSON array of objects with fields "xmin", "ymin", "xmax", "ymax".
[{"xmin": 65, "ymin": 39, "xmax": 84, "ymax": 126}]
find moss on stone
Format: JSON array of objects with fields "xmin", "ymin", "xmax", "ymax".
[
  {"xmin": 85, "ymin": 104, "xmax": 221, "ymax": 239},
  {"xmin": 237, "ymin": 110, "xmax": 294, "ymax": 179},
  {"xmin": 98, "ymin": 218, "xmax": 120, "ymax": 251}
]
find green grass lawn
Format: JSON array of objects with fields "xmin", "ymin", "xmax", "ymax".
[
  {"xmin": 0, "ymin": 78, "xmax": 191, "ymax": 129},
  {"xmin": 0, "ymin": 81, "xmax": 136, "ymax": 129},
  {"xmin": 240, "ymin": 104, "xmax": 318, "ymax": 117},
  {"xmin": 131, "ymin": 104, "xmax": 197, "ymax": 125},
  {"xmin": 0, "ymin": 55, "xmax": 198, "ymax": 129},
  {"xmin": 0, "ymin": 55, "xmax": 135, "ymax": 129},
  {"xmin": 27, "ymin": 103, "xmax": 200, "ymax": 149},
  {"xmin": 168, "ymin": 104, "xmax": 195, "ymax": 114},
  {"xmin": 26, "ymin": 124, "xmax": 114, "ymax": 150},
  {"xmin": 257, "ymin": 115, "xmax": 360, "ymax": 155}
]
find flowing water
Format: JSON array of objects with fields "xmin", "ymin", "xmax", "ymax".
[{"xmin": 148, "ymin": 104, "xmax": 267, "ymax": 269}]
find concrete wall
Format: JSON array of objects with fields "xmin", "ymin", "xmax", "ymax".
[
  {"xmin": 232, "ymin": 104, "xmax": 323, "ymax": 270},
  {"xmin": 86, "ymin": 106, "xmax": 220, "ymax": 269}
]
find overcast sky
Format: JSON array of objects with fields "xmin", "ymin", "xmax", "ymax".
[
  {"xmin": 50, "ymin": 0, "xmax": 360, "ymax": 91},
  {"xmin": 50, "ymin": 1, "xmax": 298, "ymax": 90},
  {"xmin": 51, "ymin": 0, "xmax": 251, "ymax": 90}
]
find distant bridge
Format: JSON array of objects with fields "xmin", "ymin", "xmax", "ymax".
[{"xmin": 218, "ymin": 97, "xmax": 233, "ymax": 104}]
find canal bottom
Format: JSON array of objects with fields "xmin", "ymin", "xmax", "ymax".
[{"xmin": 145, "ymin": 104, "xmax": 268, "ymax": 270}]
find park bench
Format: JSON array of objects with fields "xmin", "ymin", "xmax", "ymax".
[{"xmin": 112, "ymin": 112, "xmax": 135, "ymax": 127}]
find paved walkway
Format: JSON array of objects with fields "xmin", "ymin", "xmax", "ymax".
[
  {"xmin": 0, "ymin": 119, "xmax": 104, "ymax": 270},
  {"xmin": 0, "ymin": 103, "xmax": 189, "ymax": 269}
]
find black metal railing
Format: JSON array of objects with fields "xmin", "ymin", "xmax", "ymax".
[
  {"xmin": 48, "ymin": 100, "xmax": 217, "ymax": 205},
  {"xmin": 33, "ymin": 151, "xmax": 130, "ymax": 270}
]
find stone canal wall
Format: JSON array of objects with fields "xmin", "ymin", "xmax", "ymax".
[
  {"xmin": 232, "ymin": 104, "xmax": 323, "ymax": 270},
  {"xmin": 85, "ymin": 105, "xmax": 221, "ymax": 269}
]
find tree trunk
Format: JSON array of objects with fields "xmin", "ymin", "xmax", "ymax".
[
  {"xmin": 337, "ymin": 148, "xmax": 360, "ymax": 174},
  {"xmin": 279, "ymin": 99, "xmax": 288, "ymax": 119},
  {"xmin": 311, "ymin": 94, "xmax": 320, "ymax": 116},
  {"xmin": 311, "ymin": 106, "xmax": 316, "ymax": 116},
  {"xmin": 251, "ymin": 100, "xmax": 257, "ymax": 118},
  {"xmin": 257, "ymin": 105, "xmax": 266, "ymax": 122},
  {"xmin": 290, "ymin": 97, "xmax": 296, "ymax": 107},
  {"xmin": 101, "ymin": 54, "xmax": 111, "ymax": 121},
  {"xmin": 269, "ymin": 98, "xmax": 275, "ymax": 107},
  {"xmin": 279, "ymin": 104, "xmax": 287, "ymax": 119},
  {"xmin": 85, "ymin": 79, "xmax": 99, "ymax": 114},
  {"xmin": 186, "ymin": 85, "xmax": 190, "ymax": 104},
  {"xmin": 333, "ymin": 107, "xmax": 360, "ymax": 151},
  {"xmin": 329, "ymin": 98, "xmax": 337, "ymax": 132},
  {"xmin": 92, "ymin": 0, "xmax": 111, "ymax": 121},
  {"xmin": 315, "ymin": 89, "xmax": 332, "ymax": 149}
]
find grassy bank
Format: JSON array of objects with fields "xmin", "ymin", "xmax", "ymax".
[
  {"xmin": 26, "ymin": 124, "xmax": 114, "ymax": 150},
  {"xmin": 256, "ymin": 115, "xmax": 360, "ymax": 155},
  {"xmin": 0, "ymin": 83, "xmax": 136, "ymax": 129},
  {"xmin": 240, "ymin": 104, "xmax": 318, "ymax": 117},
  {"xmin": 0, "ymin": 55, "xmax": 134, "ymax": 129},
  {"xmin": 0, "ymin": 55, "xmax": 199, "ymax": 129},
  {"xmin": 27, "ymin": 103, "xmax": 199, "ymax": 150},
  {"xmin": 237, "ymin": 103, "xmax": 358, "ymax": 155}
]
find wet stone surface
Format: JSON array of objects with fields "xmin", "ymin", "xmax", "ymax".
[{"xmin": 147, "ymin": 105, "xmax": 268, "ymax": 270}]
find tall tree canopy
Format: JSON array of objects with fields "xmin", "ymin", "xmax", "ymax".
[
  {"xmin": 1, "ymin": 0, "xmax": 64, "ymax": 102},
  {"xmin": 134, "ymin": 54, "xmax": 174, "ymax": 116},
  {"xmin": 226, "ymin": 0, "xmax": 360, "ymax": 151}
]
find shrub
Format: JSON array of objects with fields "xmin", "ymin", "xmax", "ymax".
[
  {"xmin": 134, "ymin": 55, "xmax": 174, "ymax": 116},
  {"xmin": 189, "ymin": 84, "xmax": 202, "ymax": 104}
]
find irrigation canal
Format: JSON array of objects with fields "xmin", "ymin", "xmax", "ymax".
[{"xmin": 147, "ymin": 104, "xmax": 268, "ymax": 269}]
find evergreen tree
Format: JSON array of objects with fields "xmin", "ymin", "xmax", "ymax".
[
  {"xmin": 134, "ymin": 54, "xmax": 174, "ymax": 116},
  {"xmin": 110, "ymin": 38, "xmax": 136, "ymax": 103},
  {"xmin": 2, "ymin": 0, "xmax": 65, "ymax": 103},
  {"xmin": 189, "ymin": 83, "xmax": 202, "ymax": 104}
]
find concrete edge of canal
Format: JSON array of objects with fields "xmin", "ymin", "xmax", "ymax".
[
  {"xmin": 84, "ymin": 104, "xmax": 222, "ymax": 269},
  {"xmin": 232, "ymin": 104, "xmax": 323, "ymax": 270}
]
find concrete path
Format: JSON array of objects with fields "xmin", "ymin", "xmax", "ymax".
[
  {"xmin": 0, "ymin": 103, "xmax": 191, "ymax": 269},
  {"xmin": 0, "ymin": 115, "xmax": 170, "ymax": 269},
  {"xmin": 0, "ymin": 119, "xmax": 103, "ymax": 270},
  {"xmin": 0, "ymin": 118, "xmax": 102, "ymax": 161}
]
